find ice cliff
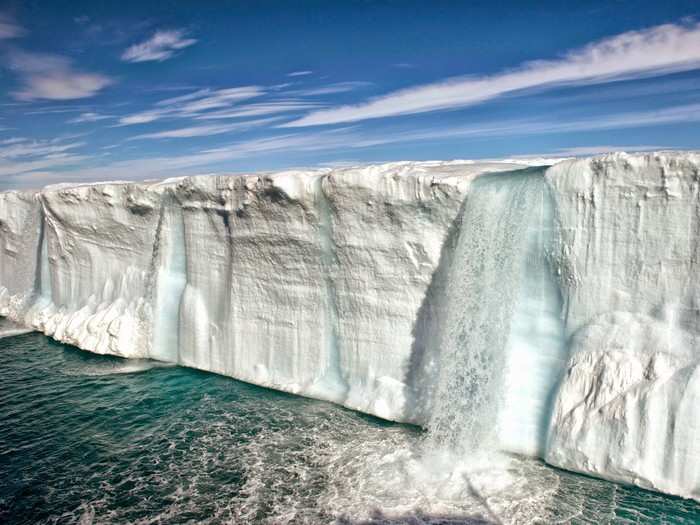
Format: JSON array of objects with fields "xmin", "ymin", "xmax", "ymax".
[{"xmin": 0, "ymin": 153, "xmax": 698, "ymax": 501}]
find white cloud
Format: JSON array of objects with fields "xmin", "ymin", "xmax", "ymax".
[
  {"xmin": 154, "ymin": 88, "xmax": 212, "ymax": 106},
  {"xmin": 7, "ymin": 102, "xmax": 700, "ymax": 189},
  {"xmin": 121, "ymin": 29, "xmax": 197, "ymax": 63},
  {"xmin": 126, "ymin": 118, "xmax": 276, "ymax": 140},
  {"xmin": 334, "ymin": 103, "xmax": 700, "ymax": 146},
  {"xmin": 287, "ymin": 70, "xmax": 313, "ymax": 77},
  {"xmin": 4, "ymin": 129, "xmax": 358, "ymax": 188},
  {"xmin": 177, "ymin": 87, "xmax": 264, "ymax": 113},
  {"xmin": 194, "ymin": 101, "xmax": 324, "ymax": 120},
  {"xmin": 546, "ymin": 145, "xmax": 670, "ymax": 156},
  {"xmin": 287, "ymin": 81, "xmax": 373, "ymax": 96},
  {"xmin": 117, "ymin": 110, "xmax": 165, "ymax": 126},
  {"xmin": 1, "ymin": 137, "xmax": 27, "ymax": 145},
  {"xmin": 68, "ymin": 112, "xmax": 113, "ymax": 123},
  {"xmin": 116, "ymin": 86, "xmax": 265, "ymax": 125},
  {"xmin": 0, "ymin": 13, "xmax": 24, "ymax": 39},
  {"xmin": 285, "ymin": 21, "xmax": 700, "ymax": 127},
  {"xmin": 0, "ymin": 136, "xmax": 88, "ymax": 182},
  {"xmin": 7, "ymin": 50, "xmax": 113, "ymax": 101},
  {"xmin": 0, "ymin": 137, "xmax": 85, "ymax": 159}
]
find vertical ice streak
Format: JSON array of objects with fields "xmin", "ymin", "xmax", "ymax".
[
  {"xmin": 35, "ymin": 212, "xmax": 53, "ymax": 302},
  {"xmin": 310, "ymin": 174, "xmax": 348, "ymax": 401},
  {"xmin": 149, "ymin": 195, "xmax": 188, "ymax": 363},
  {"xmin": 428, "ymin": 168, "xmax": 549, "ymax": 454}
]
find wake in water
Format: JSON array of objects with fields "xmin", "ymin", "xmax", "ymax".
[{"xmin": 62, "ymin": 359, "xmax": 175, "ymax": 377}]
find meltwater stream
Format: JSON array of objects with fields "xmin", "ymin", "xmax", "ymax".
[{"xmin": 429, "ymin": 169, "xmax": 565, "ymax": 455}]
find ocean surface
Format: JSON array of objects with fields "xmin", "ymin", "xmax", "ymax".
[{"xmin": 1, "ymin": 331, "xmax": 698, "ymax": 524}]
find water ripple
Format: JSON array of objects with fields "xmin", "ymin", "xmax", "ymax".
[{"xmin": 0, "ymin": 333, "xmax": 698, "ymax": 524}]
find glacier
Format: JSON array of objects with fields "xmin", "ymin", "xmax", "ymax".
[{"xmin": 0, "ymin": 152, "xmax": 698, "ymax": 502}]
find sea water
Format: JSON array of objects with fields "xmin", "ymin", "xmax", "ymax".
[{"xmin": 1, "ymin": 332, "xmax": 698, "ymax": 524}]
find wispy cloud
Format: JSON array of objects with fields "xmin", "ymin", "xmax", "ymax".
[
  {"xmin": 285, "ymin": 21, "xmax": 700, "ymax": 127},
  {"xmin": 7, "ymin": 101, "xmax": 700, "ymax": 189},
  {"xmin": 287, "ymin": 70, "xmax": 313, "ymax": 77},
  {"xmin": 339, "ymin": 102, "xmax": 700, "ymax": 146},
  {"xmin": 117, "ymin": 110, "xmax": 165, "ymax": 126},
  {"xmin": 0, "ymin": 136, "xmax": 88, "ymax": 180},
  {"xmin": 121, "ymin": 29, "xmax": 197, "ymax": 63},
  {"xmin": 5, "ymin": 129, "xmax": 356, "ymax": 187},
  {"xmin": 545, "ymin": 145, "xmax": 670, "ymax": 156},
  {"xmin": 117, "ymin": 86, "xmax": 265, "ymax": 125},
  {"xmin": 68, "ymin": 112, "xmax": 113, "ymax": 124},
  {"xmin": 0, "ymin": 13, "xmax": 24, "ymax": 39},
  {"xmin": 6, "ymin": 50, "xmax": 113, "ymax": 101},
  {"xmin": 126, "ymin": 118, "xmax": 276, "ymax": 140},
  {"xmin": 0, "ymin": 137, "xmax": 85, "ymax": 159},
  {"xmin": 287, "ymin": 81, "xmax": 373, "ymax": 97},
  {"xmin": 172, "ymin": 87, "xmax": 264, "ymax": 112},
  {"xmin": 23, "ymin": 105, "xmax": 92, "ymax": 116},
  {"xmin": 194, "ymin": 101, "xmax": 324, "ymax": 120}
]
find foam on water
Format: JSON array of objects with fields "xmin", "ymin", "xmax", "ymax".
[
  {"xmin": 1, "ymin": 333, "xmax": 697, "ymax": 524},
  {"xmin": 63, "ymin": 359, "xmax": 175, "ymax": 376}
]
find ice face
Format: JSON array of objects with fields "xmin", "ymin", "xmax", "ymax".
[
  {"xmin": 0, "ymin": 191, "xmax": 42, "ymax": 316},
  {"xmin": 545, "ymin": 152, "xmax": 700, "ymax": 501},
  {"xmin": 0, "ymin": 153, "xmax": 698, "ymax": 502},
  {"xmin": 546, "ymin": 312, "xmax": 700, "ymax": 501},
  {"xmin": 27, "ymin": 182, "xmax": 166, "ymax": 357}
]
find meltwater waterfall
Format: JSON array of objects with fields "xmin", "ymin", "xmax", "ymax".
[{"xmin": 428, "ymin": 168, "xmax": 562, "ymax": 455}]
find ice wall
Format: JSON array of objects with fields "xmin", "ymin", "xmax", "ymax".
[
  {"xmin": 0, "ymin": 191, "xmax": 42, "ymax": 315},
  {"xmin": 29, "ymin": 182, "xmax": 167, "ymax": 356},
  {"xmin": 0, "ymin": 160, "xmax": 522, "ymax": 425},
  {"xmin": 545, "ymin": 153, "xmax": 700, "ymax": 501},
  {"xmin": 1, "ymin": 153, "xmax": 698, "ymax": 501}
]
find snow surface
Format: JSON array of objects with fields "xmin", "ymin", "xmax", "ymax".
[{"xmin": 0, "ymin": 153, "xmax": 698, "ymax": 501}]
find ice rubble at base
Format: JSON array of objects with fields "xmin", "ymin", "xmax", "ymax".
[{"xmin": 0, "ymin": 153, "xmax": 698, "ymax": 502}]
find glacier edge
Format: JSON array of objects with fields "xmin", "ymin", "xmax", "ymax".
[{"xmin": 0, "ymin": 153, "xmax": 698, "ymax": 502}]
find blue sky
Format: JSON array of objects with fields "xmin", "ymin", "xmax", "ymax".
[{"xmin": 0, "ymin": 1, "xmax": 699, "ymax": 189}]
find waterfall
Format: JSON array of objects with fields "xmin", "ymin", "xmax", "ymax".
[
  {"xmin": 428, "ymin": 168, "xmax": 552, "ymax": 454},
  {"xmin": 150, "ymin": 197, "xmax": 187, "ymax": 363}
]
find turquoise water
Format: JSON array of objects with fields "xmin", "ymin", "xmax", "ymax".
[{"xmin": 1, "ymin": 332, "xmax": 698, "ymax": 524}]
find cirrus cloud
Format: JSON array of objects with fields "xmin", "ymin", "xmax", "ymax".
[
  {"xmin": 284, "ymin": 21, "xmax": 700, "ymax": 127},
  {"xmin": 121, "ymin": 29, "xmax": 197, "ymax": 63}
]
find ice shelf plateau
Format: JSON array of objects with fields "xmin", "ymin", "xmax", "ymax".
[{"xmin": 0, "ymin": 152, "xmax": 698, "ymax": 502}]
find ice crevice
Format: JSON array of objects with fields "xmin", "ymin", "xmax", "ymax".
[{"xmin": 0, "ymin": 153, "xmax": 698, "ymax": 502}]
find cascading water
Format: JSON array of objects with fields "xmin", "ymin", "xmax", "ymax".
[{"xmin": 428, "ymin": 168, "xmax": 554, "ymax": 454}]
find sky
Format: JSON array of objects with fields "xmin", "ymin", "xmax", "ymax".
[{"xmin": 0, "ymin": 0, "xmax": 699, "ymax": 190}]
